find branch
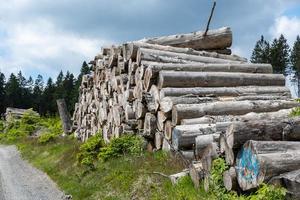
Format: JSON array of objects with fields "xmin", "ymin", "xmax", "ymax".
[{"xmin": 204, "ymin": 1, "xmax": 217, "ymax": 36}]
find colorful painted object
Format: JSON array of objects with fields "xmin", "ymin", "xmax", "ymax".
[{"xmin": 236, "ymin": 145, "xmax": 262, "ymax": 190}]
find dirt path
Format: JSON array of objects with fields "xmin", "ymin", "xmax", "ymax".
[{"xmin": 0, "ymin": 145, "xmax": 65, "ymax": 200}]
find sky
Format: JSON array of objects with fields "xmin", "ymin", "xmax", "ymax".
[{"xmin": 0, "ymin": 0, "xmax": 300, "ymax": 80}]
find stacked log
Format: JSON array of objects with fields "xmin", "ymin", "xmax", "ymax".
[
  {"xmin": 71, "ymin": 26, "xmax": 300, "ymax": 194},
  {"xmin": 5, "ymin": 107, "xmax": 39, "ymax": 121}
]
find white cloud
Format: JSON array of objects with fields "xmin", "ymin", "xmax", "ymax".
[
  {"xmin": 0, "ymin": 18, "xmax": 113, "ymax": 78},
  {"xmin": 269, "ymin": 15, "xmax": 300, "ymax": 46}
]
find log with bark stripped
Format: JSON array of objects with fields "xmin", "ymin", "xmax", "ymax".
[
  {"xmin": 158, "ymin": 71, "xmax": 285, "ymax": 89},
  {"xmin": 123, "ymin": 42, "xmax": 246, "ymax": 62},
  {"xmin": 160, "ymin": 86, "xmax": 291, "ymax": 98},
  {"xmin": 137, "ymin": 48, "xmax": 242, "ymax": 65},
  {"xmin": 172, "ymin": 100, "xmax": 299, "ymax": 125},
  {"xmin": 143, "ymin": 63, "xmax": 272, "ymax": 90},
  {"xmin": 180, "ymin": 108, "xmax": 293, "ymax": 125},
  {"xmin": 138, "ymin": 27, "xmax": 232, "ymax": 50}
]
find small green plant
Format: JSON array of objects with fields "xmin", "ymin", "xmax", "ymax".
[
  {"xmin": 0, "ymin": 120, "xmax": 4, "ymax": 133},
  {"xmin": 290, "ymin": 99, "xmax": 300, "ymax": 117},
  {"xmin": 248, "ymin": 183, "xmax": 286, "ymax": 200},
  {"xmin": 98, "ymin": 135, "xmax": 143, "ymax": 161},
  {"xmin": 38, "ymin": 132, "xmax": 58, "ymax": 144},
  {"xmin": 37, "ymin": 117, "xmax": 63, "ymax": 144},
  {"xmin": 77, "ymin": 133, "xmax": 104, "ymax": 168}
]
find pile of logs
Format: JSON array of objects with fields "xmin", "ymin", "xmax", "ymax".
[
  {"xmin": 71, "ymin": 26, "xmax": 300, "ymax": 196},
  {"xmin": 4, "ymin": 107, "xmax": 39, "ymax": 121}
]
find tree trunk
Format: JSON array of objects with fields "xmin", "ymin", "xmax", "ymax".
[
  {"xmin": 172, "ymin": 100, "xmax": 299, "ymax": 125},
  {"xmin": 157, "ymin": 111, "xmax": 170, "ymax": 132},
  {"xmin": 56, "ymin": 99, "xmax": 72, "ymax": 135},
  {"xmin": 142, "ymin": 113, "xmax": 157, "ymax": 138},
  {"xmin": 138, "ymin": 27, "xmax": 232, "ymax": 50},
  {"xmin": 143, "ymin": 63, "xmax": 272, "ymax": 90},
  {"xmin": 236, "ymin": 140, "xmax": 300, "ymax": 191},
  {"xmin": 137, "ymin": 48, "xmax": 241, "ymax": 65},
  {"xmin": 164, "ymin": 120, "xmax": 173, "ymax": 140},
  {"xmin": 160, "ymin": 96, "xmax": 215, "ymax": 113},
  {"xmin": 160, "ymin": 86, "xmax": 291, "ymax": 98},
  {"xmin": 123, "ymin": 41, "xmax": 246, "ymax": 62},
  {"xmin": 269, "ymin": 169, "xmax": 300, "ymax": 199},
  {"xmin": 217, "ymin": 117, "xmax": 300, "ymax": 151},
  {"xmin": 223, "ymin": 167, "xmax": 238, "ymax": 191},
  {"xmin": 172, "ymin": 124, "xmax": 216, "ymax": 150},
  {"xmin": 180, "ymin": 109, "xmax": 293, "ymax": 125},
  {"xmin": 158, "ymin": 71, "xmax": 285, "ymax": 89}
]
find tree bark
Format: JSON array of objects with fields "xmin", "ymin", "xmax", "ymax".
[
  {"xmin": 57, "ymin": 99, "xmax": 72, "ymax": 135},
  {"xmin": 137, "ymin": 48, "xmax": 242, "ymax": 65},
  {"xmin": 217, "ymin": 117, "xmax": 300, "ymax": 151},
  {"xmin": 180, "ymin": 108, "xmax": 293, "ymax": 125},
  {"xmin": 138, "ymin": 27, "xmax": 232, "ymax": 50},
  {"xmin": 160, "ymin": 86, "xmax": 291, "ymax": 98},
  {"xmin": 158, "ymin": 71, "xmax": 285, "ymax": 89},
  {"xmin": 223, "ymin": 167, "xmax": 238, "ymax": 191},
  {"xmin": 143, "ymin": 63, "xmax": 272, "ymax": 90},
  {"xmin": 269, "ymin": 169, "xmax": 300, "ymax": 199},
  {"xmin": 160, "ymin": 96, "xmax": 215, "ymax": 113},
  {"xmin": 142, "ymin": 113, "xmax": 157, "ymax": 138},
  {"xmin": 236, "ymin": 140, "xmax": 300, "ymax": 191},
  {"xmin": 123, "ymin": 41, "xmax": 246, "ymax": 62},
  {"xmin": 172, "ymin": 124, "xmax": 216, "ymax": 150},
  {"xmin": 164, "ymin": 120, "xmax": 173, "ymax": 140},
  {"xmin": 172, "ymin": 100, "xmax": 299, "ymax": 125}
]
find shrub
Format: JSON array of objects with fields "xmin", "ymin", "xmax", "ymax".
[
  {"xmin": 290, "ymin": 99, "xmax": 300, "ymax": 117},
  {"xmin": 38, "ymin": 132, "xmax": 58, "ymax": 144},
  {"xmin": 77, "ymin": 133, "xmax": 104, "ymax": 168},
  {"xmin": 0, "ymin": 120, "xmax": 4, "ymax": 133},
  {"xmin": 249, "ymin": 183, "xmax": 286, "ymax": 200},
  {"xmin": 98, "ymin": 135, "xmax": 143, "ymax": 161},
  {"xmin": 37, "ymin": 117, "xmax": 63, "ymax": 144},
  {"xmin": 20, "ymin": 109, "xmax": 40, "ymax": 125}
]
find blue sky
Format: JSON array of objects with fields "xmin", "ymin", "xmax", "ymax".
[{"xmin": 0, "ymin": 0, "xmax": 300, "ymax": 81}]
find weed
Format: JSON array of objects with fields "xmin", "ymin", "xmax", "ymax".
[{"xmin": 98, "ymin": 135, "xmax": 143, "ymax": 161}]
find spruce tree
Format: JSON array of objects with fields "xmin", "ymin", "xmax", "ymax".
[
  {"xmin": 43, "ymin": 78, "xmax": 56, "ymax": 116},
  {"xmin": 291, "ymin": 35, "xmax": 300, "ymax": 72},
  {"xmin": 250, "ymin": 35, "xmax": 270, "ymax": 63},
  {"xmin": 270, "ymin": 34, "xmax": 290, "ymax": 73},
  {"xmin": 5, "ymin": 73, "xmax": 22, "ymax": 108},
  {"xmin": 76, "ymin": 61, "xmax": 90, "ymax": 89},
  {"xmin": 33, "ymin": 75, "xmax": 44, "ymax": 113}
]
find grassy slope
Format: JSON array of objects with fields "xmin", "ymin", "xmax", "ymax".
[
  {"xmin": 0, "ymin": 115, "xmax": 287, "ymax": 200},
  {"xmin": 11, "ymin": 137, "xmax": 210, "ymax": 200}
]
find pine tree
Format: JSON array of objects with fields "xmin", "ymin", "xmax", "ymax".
[
  {"xmin": 55, "ymin": 71, "xmax": 65, "ymax": 100},
  {"xmin": 63, "ymin": 71, "xmax": 76, "ymax": 113},
  {"xmin": 291, "ymin": 35, "xmax": 300, "ymax": 72},
  {"xmin": 270, "ymin": 34, "xmax": 290, "ymax": 73},
  {"xmin": 76, "ymin": 61, "xmax": 90, "ymax": 89},
  {"xmin": 33, "ymin": 75, "xmax": 44, "ymax": 113},
  {"xmin": 250, "ymin": 35, "xmax": 271, "ymax": 63},
  {"xmin": 42, "ymin": 78, "xmax": 56, "ymax": 116},
  {"xmin": 0, "ymin": 72, "xmax": 6, "ymax": 114},
  {"xmin": 5, "ymin": 73, "xmax": 22, "ymax": 108}
]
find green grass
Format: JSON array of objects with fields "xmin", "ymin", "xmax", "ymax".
[
  {"xmin": 13, "ymin": 137, "xmax": 202, "ymax": 200},
  {"xmin": 0, "ymin": 115, "xmax": 287, "ymax": 200}
]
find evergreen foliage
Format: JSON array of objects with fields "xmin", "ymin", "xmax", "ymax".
[
  {"xmin": 0, "ymin": 61, "xmax": 90, "ymax": 116},
  {"xmin": 251, "ymin": 34, "xmax": 291, "ymax": 73},
  {"xmin": 291, "ymin": 35, "xmax": 300, "ymax": 72},
  {"xmin": 250, "ymin": 35, "xmax": 271, "ymax": 64}
]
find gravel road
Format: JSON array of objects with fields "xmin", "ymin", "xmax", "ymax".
[{"xmin": 0, "ymin": 145, "xmax": 65, "ymax": 200}]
